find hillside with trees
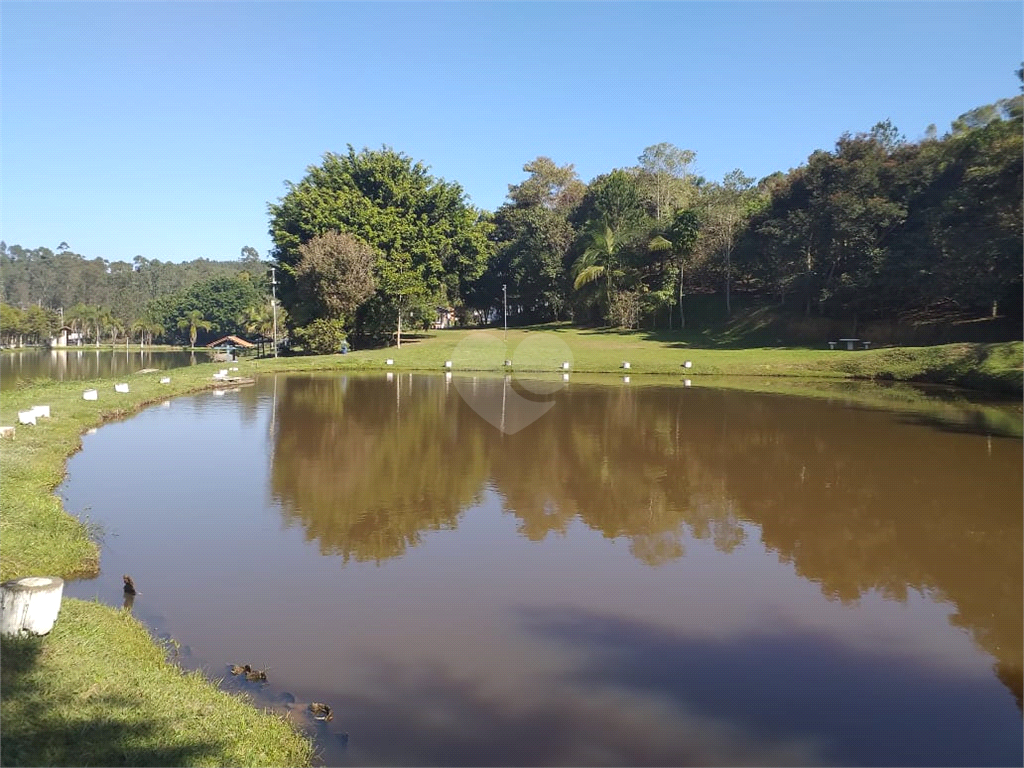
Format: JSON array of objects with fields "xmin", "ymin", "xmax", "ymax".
[
  {"xmin": 0, "ymin": 244, "xmax": 273, "ymax": 348},
  {"xmin": 4, "ymin": 75, "xmax": 1020, "ymax": 351},
  {"xmin": 268, "ymin": 77, "xmax": 1020, "ymax": 349}
]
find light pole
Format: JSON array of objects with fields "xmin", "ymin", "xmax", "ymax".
[
  {"xmin": 502, "ymin": 284, "xmax": 507, "ymax": 342},
  {"xmin": 270, "ymin": 267, "xmax": 279, "ymax": 359}
]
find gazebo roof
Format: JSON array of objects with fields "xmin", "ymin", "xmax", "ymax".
[{"xmin": 205, "ymin": 334, "xmax": 256, "ymax": 349}]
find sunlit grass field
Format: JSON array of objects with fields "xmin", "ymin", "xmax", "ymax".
[{"xmin": 259, "ymin": 323, "xmax": 1022, "ymax": 394}]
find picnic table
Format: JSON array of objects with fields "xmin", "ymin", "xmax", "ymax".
[{"xmin": 831, "ymin": 338, "xmax": 871, "ymax": 350}]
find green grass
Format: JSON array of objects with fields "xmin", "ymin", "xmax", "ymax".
[
  {"xmin": 0, "ymin": 600, "xmax": 313, "ymax": 767},
  {"xmin": 1, "ymin": 362, "xmax": 315, "ymax": 767},
  {"xmin": 262, "ymin": 324, "xmax": 1021, "ymax": 394}
]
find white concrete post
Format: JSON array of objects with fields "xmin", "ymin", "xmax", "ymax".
[{"xmin": 1, "ymin": 577, "xmax": 64, "ymax": 636}]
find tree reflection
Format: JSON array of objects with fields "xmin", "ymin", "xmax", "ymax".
[
  {"xmin": 269, "ymin": 375, "xmax": 1022, "ymax": 703},
  {"xmin": 271, "ymin": 376, "xmax": 487, "ymax": 563}
]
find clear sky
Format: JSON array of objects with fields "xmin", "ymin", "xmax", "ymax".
[{"xmin": 1, "ymin": 1, "xmax": 1021, "ymax": 264}]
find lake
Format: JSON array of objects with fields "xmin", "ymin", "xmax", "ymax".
[
  {"xmin": 0, "ymin": 348, "xmax": 203, "ymax": 388},
  {"xmin": 61, "ymin": 373, "xmax": 1023, "ymax": 766}
]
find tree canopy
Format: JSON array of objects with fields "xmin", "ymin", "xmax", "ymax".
[{"xmin": 267, "ymin": 145, "xmax": 494, "ymax": 344}]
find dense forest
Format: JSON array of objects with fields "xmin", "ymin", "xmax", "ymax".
[{"xmin": 2, "ymin": 78, "xmax": 1020, "ymax": 350}]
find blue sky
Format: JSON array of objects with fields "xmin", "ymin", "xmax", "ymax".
[{"xmin": 2, "ymin": 1, "xmax": 1021, "ymax": 264}]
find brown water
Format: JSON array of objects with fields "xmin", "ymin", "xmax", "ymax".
[
  {"xmin": 0, "ymin": 348, "xmax": 200, "ymax": 388},
  {"xmin": 61, "ymin": 373, "xmax": 1023, "ymax": 766}
]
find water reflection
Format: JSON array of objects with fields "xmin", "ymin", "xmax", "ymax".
[
  {"xmin": 0, "ymin": 348, "xmax": 198, "ymax": 387},
  {"xmin": 61, "ymin": 374, "xmax": 1022, "ymax": 766},
  {"xmin": 269, "ymin": 375, "xmax": 1022, "ymax": 706}
]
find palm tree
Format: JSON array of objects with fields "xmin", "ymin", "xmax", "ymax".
[
  {"xmin": 132, "ymin": 319, "xmax": 162, "ymax": 347},
  {"xmin": 107, "ymin": 315, "xmax": 125, "ymax": 345},
  {"xmin": 94, "ymin": 308, "xmax": 112, "ymax": 348},
  {"xmin": 131, "ymin": 319, "xmax": 147, "ymax": 347},
  {"xmin": 573, "ymin": 217, "xmax": 627, "ymax": 321},
  {"xmin": 237, "ymin": 302, "xmax": 271, "ymax": 339},
  {"xmin": 65, "ymin": 303, "xmax": 91, "ymax": 346},
  {"xmin": 177, "ymin": 310, "xmax": 217, "ymax": 350},
  {"xmin": 238, "ymin": 301, "xmax": 288, "ymax": 347}
]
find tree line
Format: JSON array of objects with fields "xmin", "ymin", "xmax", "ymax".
[
  {"xmin": 269, "ymin": 76, "xmax": 1021, "ymax": 347},
  {"xmin": 3, "ymin": 74, "xmax": 1020, "ymax": 350},
  {"xmin": 0, "ymin": 244, "xmax": 280, "ymax": 348}
]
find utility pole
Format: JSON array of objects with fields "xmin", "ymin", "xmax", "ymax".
[
  {"xmin": 502, "ymin": 284, "xmax": 507, "ymax": 342},
  {"xmin": 270, "ymin": 267, "xmax": 279, "ymax": 359}
]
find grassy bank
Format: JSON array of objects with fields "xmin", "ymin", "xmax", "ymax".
[
  {"xmin": 0, "ymin": 363, "xmax": 315, "ymax": 767},
  {"xmin": 262, "ymin": 325, "xmax": 1022, "ymax": 395},
  {"xmin": 1, "ymin": 600, "xmax": 313, "ymax": 767}
]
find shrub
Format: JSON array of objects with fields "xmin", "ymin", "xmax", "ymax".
[{"xmin": 292, "ymin": 318, "xmax": 346, "ymax": 355}]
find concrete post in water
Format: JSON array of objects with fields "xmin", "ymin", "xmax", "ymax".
[{"xmin": 1, "ymin": 577, "xmax": 64, "ymax": 636}]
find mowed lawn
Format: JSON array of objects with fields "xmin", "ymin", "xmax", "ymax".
[{"xmin": 253, "ymin": 324, "xmax": 1022, "ymax": 394}]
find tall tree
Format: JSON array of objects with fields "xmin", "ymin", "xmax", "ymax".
[
  {"xmin": 177, "ymin": 310, "xmax": 217, "ymax": 350},
  {"xmin": 666, "ymin": 209, "xmax": 701, "ymax": 329},
  {"xmin": 506, "ymin": 156, "xmax": 586, "ymax": 213},
  {"xmin": 573, "ymin": 217, "xmax": 628, "ymax": 323},
  {"xmin": 637, "ymin": 143, "xmax": 696, "ymax": 221},
  {"xmin": 268, "ymin": 145, "xmax": 493, "ymax": 346},
  {"xmin": 294, "ymin": 231, "xmax": 377, "ymax": 329},
  {"xmin": 700, "ymin": 169, "xmax": 756, "ymax": 316}
]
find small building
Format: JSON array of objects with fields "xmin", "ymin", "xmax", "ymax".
[
  {"xmin": 49, "ymin": 326, "xmax": 82, "ymax": 347},
  {"xmin": 434, "ymin": 306, "xmax": 457, "ymax": 329},
  {"xmin": 205, "ymin": 334, "xmax": 256, "ymax": 360}
]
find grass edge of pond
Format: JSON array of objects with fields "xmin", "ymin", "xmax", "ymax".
[
  {"xmin": 0, "ymin": 362, "xmax": 316, "ymax": 767},
  {"xmin": 0, "ymin": 599, "xmax": 315, "ymax": 767}
]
